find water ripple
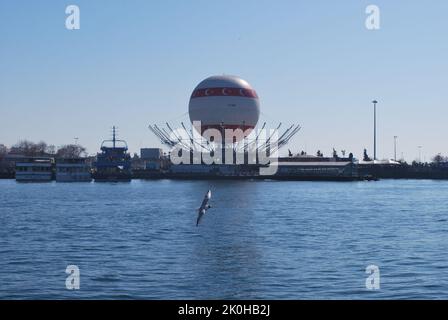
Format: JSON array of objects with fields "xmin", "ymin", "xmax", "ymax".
[{"xmin": 1, "ymin": 179, "xmax": 448, "ymax": 299}]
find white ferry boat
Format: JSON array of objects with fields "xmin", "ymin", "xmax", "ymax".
[
  {"xmin": 15, "ymin": 158, "xmax": 53, "ymax": 182},
  {"xmin": 55, "ymin": 158, "xmax": 92, "ymax": 182}
]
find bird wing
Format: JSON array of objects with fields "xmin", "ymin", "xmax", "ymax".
[
  {"xmin": 196, "ymin": 190, "xmax": 212, "ymax": 226},
  {"xmin": 200, "ymin": 190, "xmax": 211, "ymax": 208},
  {"xmin": 196, "ymin": 209, "xmax": 205, "ymax": 226}
]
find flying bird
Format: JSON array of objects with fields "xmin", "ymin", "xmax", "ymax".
[{"xmin": 196, "ymin": 189, "xmax": 212, "ymax": 226}]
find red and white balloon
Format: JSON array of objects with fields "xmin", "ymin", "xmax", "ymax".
[{"xmin": 188, "ymin": 75, "xmax": 260, "ymax": 140}]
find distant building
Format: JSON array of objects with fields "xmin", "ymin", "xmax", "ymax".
[
  {"xmin": 140, "ymin": 148, "xmax": 163, "ymax": 170},
  {"xmin": 140, "ymin": 148, "xmax": 163, "ymax": 160}
]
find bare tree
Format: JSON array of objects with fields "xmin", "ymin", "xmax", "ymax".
[
  {"xmin": 56, "ymin": 144, "xmax": 87, "ymax": 158},
  {"xmin": 35, "ymin": 141, "xmax": 47, "ymax": 155},
  {"xmin": 432, "ymin": 153, "xmax": 447, "ymax": 165},
  {"xmin": 0, "ymin": 144, "xmax": 8, "ymax": 158},
  {"xmin": 46, "ymin": 145, "xmax": 56, "ymax": 155},
  {"xmin": 10, "ymin": 140, "xmax": 46, "ymax": 156},
  {"xmin": 10, "ymin": 140, "xmax": 88, "ymax": 158}
]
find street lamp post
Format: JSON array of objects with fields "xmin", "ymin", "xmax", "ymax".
[
  {"xmin": 394, "ymin": 136, "xmax": 398, "ymax": 161},
  {"xmin": 372, "ymin": 100, "xmax": 378, "ymax": 160},
  {"xmin": 418, "ymin": 146, "xmax": 423, "ymax": 163}
]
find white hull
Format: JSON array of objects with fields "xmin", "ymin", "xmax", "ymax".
[
  {"xmin": 56, "ymin": 173, "xmax": 92, "ymax": 182},
  {"xmin": 16, "ymin": 172, "xmax": 52, "ymax": 182},
  {"xmin": 55, "ymin": 163, "xmax": 91, "ymax": 182}
]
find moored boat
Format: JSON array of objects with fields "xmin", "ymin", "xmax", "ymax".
[
  {"xmin": 55, "ymin": 158, "xmax": 92, "ymax": 182},
  {"xmin": 15, "ymin": 158, "xmax": 53, "ymax": 182},
  {"xmin": 93, "ymin": 127, "xmax": 132, "ymax": 182}
]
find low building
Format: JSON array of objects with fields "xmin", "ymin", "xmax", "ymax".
[
  {"xmin": 140, "ymin": 148, "xmax": 163, "ymax": 160},
  {"xmin": 55, "ymin": 158, "xmax": 92, "ymax": 182},
  {"xmin": 141, "ymin": 148, "xmax": 164, "ymax": 170}
]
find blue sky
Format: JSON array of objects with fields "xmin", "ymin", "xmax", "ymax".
[{"xmin": 1, "ymin": 0, "xmax": 447, "ymax": 161}]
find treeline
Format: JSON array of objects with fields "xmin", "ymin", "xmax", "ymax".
[
  {"xmin": 432, "ymin": 153, "xmax": 448, "ymax": 164},
  {"xmin": 0, "ymin": 140, "xmax": 86, "ymax": 158}
]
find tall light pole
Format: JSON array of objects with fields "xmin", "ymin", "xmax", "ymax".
[
  {"xmin": 74, "ymin": 137, "xmax": 79, "ymax": 145},
  {"xmin": 394, "ymin": 136, "xmax": 398, "ymax": 161},
  {"xmin": 418, "ymin": 146, "xmax": 422, "ymax": 163},
  {"xmin": 372, "ymin": 100, "xmax": 378, "ymax": 160}
]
